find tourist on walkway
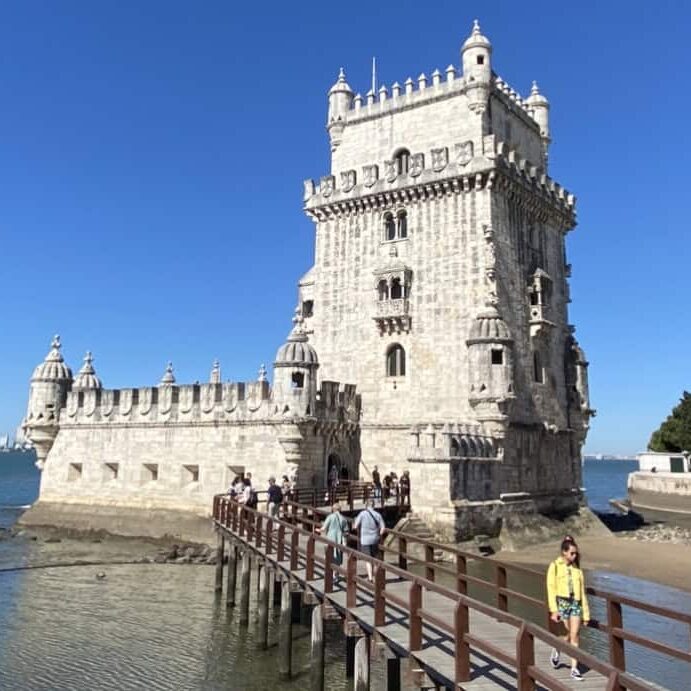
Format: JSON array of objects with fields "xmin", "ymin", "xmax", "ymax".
[
  {"xmin": 319, "ymin": 502, "xmax": 349, "ymax": 583},
  {"xmin": 353, "ymin": 499, "xmax": 385, "ymax": 582},
  {"xmin": 399, "ymin": 470, "xmax": 411, "ymax": 506},
  {"xmin": 546, "ymin": 536, "xmax": 590, "ymax": 681},
  {"xmin": 281, "ymin": 474, "xmax": 292, "ymax": 500},
  {"xmin": 372, "ymin": 465, "xmax": 382, "ymax": 505},
  {"xmin": 266, "ymin": 476, "xmax": 283, "ymax": 518},
  {"xmin": 328, "ymin": 463, "xmax": 339, "ymax": 490}
]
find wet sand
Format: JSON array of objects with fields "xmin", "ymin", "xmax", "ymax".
[{"xmin": 498, "ymin": 534, "xmax": 691, "ymax": 593}]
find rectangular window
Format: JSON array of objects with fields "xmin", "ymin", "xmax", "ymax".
[
  {"xmin": 533, "ymin": 352, "xmax": 544, "ymax": 383},
  {"xmin": 183, "ymin": 464, "xmax": 200, "ymax": 483},
  {"xmin": 142, "ymin": 463, "xmax": 159, "ymax": 482},
  {"xmin": 68, "ymin": 463, "xmax": 83, "ymax": 482},
  {"xmin": 302, "ymin": 300, "xmax": 314, "ymax": 318},
  {"xmin": 104, "ymin": 463, "xmax": 119, "ymax": 480},
  {"xmin": 491, "ymin": 349, "xmax": 503, "ymax": 365}
]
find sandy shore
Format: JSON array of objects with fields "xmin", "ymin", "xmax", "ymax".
[{"xmin": 498, "ymin": 533, "xmax": 691, "ymax": 593}]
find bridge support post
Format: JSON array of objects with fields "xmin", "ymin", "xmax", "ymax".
[
  {"xmin": 279, "ymin": 578, "xmax": 293, "ymax": 679},
  {"xmin": 344, "ymin": 621, "xmax": 362, "ymax": 679},
  {"xmin": 290, "ymin": 587, "xmax": 302, "ymax": 624},
  {"xmin": 354, "ymin": 635, "xmax": 370, "ymax": 691},
  {"xmin": 309, "ymin": 603, "xmax": 325, "ymax": 691},
  {"xmin": 226, "ymin": 541, "xmax": 237, "ymax": 607},
  {"xmin": 239, "ymin": 550, "xmax": 251, "ymax": 625},
  {"xmin": 257, "ymin": 562, "xmax": 269, "ymax": 648},
  {"xmin": 214, "ymin": 532, "xmax": 225, "ymax": 593}
]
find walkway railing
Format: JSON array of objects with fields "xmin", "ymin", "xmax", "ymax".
[{"xmin": 212, "ymin": 494, "xmax": 686, "ymax": 690}]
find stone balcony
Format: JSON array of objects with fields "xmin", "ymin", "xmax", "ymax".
[{"xmin": 374, "ymin": 298, "xmax": 411, "ymax": 334}]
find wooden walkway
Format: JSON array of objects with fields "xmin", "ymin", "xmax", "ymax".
[{"xmin": 212, "ymin": 496, "xmax": 685, "ymax": 691}]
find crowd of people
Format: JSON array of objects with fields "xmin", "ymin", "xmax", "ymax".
[
  {"xmin": 227, "ymin": 472, "xmax": 296, "ymax": 515},
  {"xmin": 370, "ymin": 465, "xmax": 411, "ymax": 506}
]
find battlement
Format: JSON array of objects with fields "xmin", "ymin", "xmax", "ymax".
[
  {"xmin": 304, "ymin": 134, "xmax": 575, "ymax": 221},
  {"xmin": 342, "ymin": 68, "xmax": 540, "ymax": 131},
  {"xmin": 57, "ymin": 377, "xmax": 360, "ymax": 427}
]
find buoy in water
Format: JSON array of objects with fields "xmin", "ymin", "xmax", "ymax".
[{"xmin": 96, "ymin": 572, "xmax": 106, "ymax": 580}]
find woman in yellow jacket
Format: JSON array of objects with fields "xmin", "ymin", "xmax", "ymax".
[{"xmin": 546, "ymin": 537, "xmax": 590, "ymax": 681}]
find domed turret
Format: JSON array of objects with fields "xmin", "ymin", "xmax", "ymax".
[
  {"xmin": 160, "ymin": 362, "xmax": 176, "ymax": 385},
  {"xmin": 327, "ymin": 68, "xmax": 354, "ymax": 151},
  {"xmin": 466, "ymin": 306, "xmax": 515, "ymax": 434},
  {"xmin": 272, "ymin": 310, "xmax": 319, "ymax": 416},
  {"xmin": 525, "ymin": 81, "xmax": 551, "ymax": 164},
  {"xmin": 461, "ymin": 20, "xmax": 492, "ymax": 113},
  {"xmin": 24, "ymin": 335, "xmax": 73, "ymax": 469},
  {"xmin": 73, "ymin": 351, "xmax": 102, "ymax": 390}
]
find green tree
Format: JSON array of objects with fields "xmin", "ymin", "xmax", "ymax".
[{"xmin": 648, "ymin": 391, "xmax": 691, "ymax": 452}]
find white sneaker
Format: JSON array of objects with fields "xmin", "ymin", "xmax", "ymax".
[
  {"xmin": 550, "ymin": 647, "xmax": 559, "ymax": 669},
  {"xmin": 570, "ymin": 667, "xmax": 583, "ymax": 681}
]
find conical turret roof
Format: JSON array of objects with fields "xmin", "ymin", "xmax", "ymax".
[{"xmin": 73, "ymin": 351, "xmax": 102, "ymax": 390}]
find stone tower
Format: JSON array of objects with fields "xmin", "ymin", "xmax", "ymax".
[{"xmin": 300, "ymin": 21, "xmax": 593, "ymax": 538}]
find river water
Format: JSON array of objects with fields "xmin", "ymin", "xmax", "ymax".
[{"xmin": 0, "ymin": 453, "xmax": 689, "ymax": 690}]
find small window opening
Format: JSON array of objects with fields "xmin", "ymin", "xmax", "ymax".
[
  {"xmin": 394, "ymin": 149, "xmax": 410, "ymax": 176},
  {"xmin": 143, "ymin": 463, "xmax": 159, "ymax": 482},
  {"xmin": 183, "ymin": 464, "xmax": 200, "ymax": 483},
  {"xmin": 386, "ymin": 344, "xmax": 406, "ymax": 377},
  {"xmin": 530, "ymin": 291, "xmax": 539, "ymax": 306},
  {"xmin": 104, "ymin": 463, "xmax": 119, "ymax": 480},
  {"xmin": 68, "ymin": 463, "xmax": 83, "ymax": 482},
  {"xmin": 397, "ymin": 210, "xmax": 408, "ymax": 239},
  {"xmin": 390, "ymin": 277, "xmax": 403, "ymax": 299},
  {"xmin": 302, "ymin": 300, "xmax": 314, "ymax": 318},
  {"xmin": 533, "ymin": 352, "xmax": 544, "ymax": 384},
  {"xmin": 477, "ymin": 55, "xmax": 485, "ymax": 65},
  {"xmin": 491, "ymin": 349, "xmax": 503, "ymax": 365},
  {"xmin": 384, "ymin": 213, "xmax": 396, "ymax": 241},
  {"xmin": 291, "ymin": 372, "xmax": 305, "ymax": 389},
  {"xmin": 377, "ymin": 279, "xmax": 389, "ymax": 301}
]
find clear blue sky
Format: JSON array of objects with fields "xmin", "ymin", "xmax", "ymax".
[{"xmin": 0, "ymin": 1, "xmax": 688, "ymax": 455}]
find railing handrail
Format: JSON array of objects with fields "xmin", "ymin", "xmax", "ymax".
[
  {"xmin": 213, "ymin": 495, "xmax": 664, "ymax": 690},
  {"xmin": 213, "ymin": 492, "xmax": 691, "ymax": 680}
]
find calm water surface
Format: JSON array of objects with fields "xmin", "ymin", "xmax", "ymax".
[{"xmin": 0, "ymin": 454, "xmax": 688, "ymax": 690}]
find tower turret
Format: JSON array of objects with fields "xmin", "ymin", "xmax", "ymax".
[
  {"xmin": 327, "ymin": 68, "xmax": 354, "ymax": 152},
  {"xmin": 73, "ymin": 351, "xmax": 102, "ymax": 390},
  {"xmin": 23, "ymin": 335, "xmax": 73, "ymax": 469},
  {"xmin": 461, "ymin": 20, "xmax": 492, "ymax": 113},
  {"xmin": 272, "ymin": 310, "xmax": 319, "ymax": 416},
  {"xmin": 466, "ymin": 306, "xmax": 515, "ymax": 436},
  {"xmin": 525, "ymin": 81, "xmax": 551, "ymax": 165}
]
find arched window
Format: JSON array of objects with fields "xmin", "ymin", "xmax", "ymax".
[
  {"xmin": 291, "ymin": 372, "xmax": 304, "ymax": 389},
  {"xmin": 394, "ymin": 148, "xmax": 410, "ymax": 176},
  {"xmin": 377, "ymin": 279, "xmax": 389, "ymax": 301},
  {"xmin": 386, "ymin": 344, "xmax": 406, "ymax": 377},
  {"xmin": 384, "ymin": 212, "xmax": 396, "ymax": 241},
  {"xmin": 390, "ymin": 277, "xmax": 403, "ymax": 299},
  {"xmin": 397, "ymin": 210, "xmax": 408, "ymax": 239}
]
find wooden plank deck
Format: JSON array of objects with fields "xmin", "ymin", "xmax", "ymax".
[{"xmin": 222, "ymin": 525, "xmax": 617, "ymax": 690}]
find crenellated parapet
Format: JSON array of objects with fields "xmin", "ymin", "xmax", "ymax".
[{"xmin": 304, "ymin": 134, "xmax": 575, "ymax": 228}]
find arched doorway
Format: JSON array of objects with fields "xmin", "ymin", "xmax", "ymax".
[{"xmin": 327, "ymin": 453, "xmax": 341, "ymax": 487}]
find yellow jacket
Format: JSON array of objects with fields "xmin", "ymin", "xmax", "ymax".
[{"xmin": 546, "ymin": 557, "xmax": 590, "ymax": 622}]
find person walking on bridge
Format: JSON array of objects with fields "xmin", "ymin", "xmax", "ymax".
[
  {"xmin": 318, "ymin": 502, "xmax": 348, "ymax": 583},
  {"xmin": 354, "ymin": 499, "xmax": 385, "ymax": 582},
  {"xmin": 546, "ymin": 536, "xmax": 590, "ymax": 681}
]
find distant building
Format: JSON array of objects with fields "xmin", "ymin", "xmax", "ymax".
[{"xmin": 22, "ymin": 21, "xmax": 593, "ymax": 541}]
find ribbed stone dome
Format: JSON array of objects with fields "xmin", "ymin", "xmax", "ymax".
[
  {"xmin": 462, "ymin": 20, "xmax": 492, "ymax": 52},
  {"xmin": 274, "ymin": 312, "xmax": 319, "ymax": 367},
  {"xmin": 31, "ymin": 335, "xmax": 73, "ymax": 382},
  {"xmin": 467, "ymin": 306, "xmax": 512, "ymax": 343},
  {"xmin": 328, "ymin": 68, "xmax": 353, "ymax": 96},
  {"xmin": 73, "ymin": 351, "xmax": 102, "ymax": 390}
]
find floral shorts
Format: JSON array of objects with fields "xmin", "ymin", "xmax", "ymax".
[{"xmin": 556, "ymin": 596, "xmax": 583, "ymax": 619}]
